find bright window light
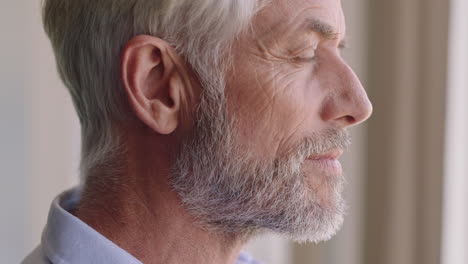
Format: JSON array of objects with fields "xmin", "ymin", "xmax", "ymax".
[{"xmin": 441, "ymin": 0, "xmax": 468, "ymax": 263}]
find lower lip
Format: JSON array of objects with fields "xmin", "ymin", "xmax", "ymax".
[{"xmin": 306, "ymin": 159, "xmax": 343, "ymax": 175}]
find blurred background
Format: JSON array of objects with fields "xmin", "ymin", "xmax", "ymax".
[{"xmin": 1, "ymin": 0, "xmax": 466, "ymax": 263}]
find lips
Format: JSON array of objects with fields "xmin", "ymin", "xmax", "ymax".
[
  {"xmin": 307, "ymin": 149, "xmax": 344, "ymax": 161},
  {"xmin": 305, "ymin": 149, "xmax": 344, "ymax": 176}
]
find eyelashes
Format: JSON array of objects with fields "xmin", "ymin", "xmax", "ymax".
[
  {"xmin": 292, "ymin": 47, "xmax": 317, "ymax": 63},
  {"xmin": 290, "ymin": 45, "xmax": 317, "ymax": 63},
  {"xmin": 292, "ymin": 55, "xmax": 317, "ymax": 63}
]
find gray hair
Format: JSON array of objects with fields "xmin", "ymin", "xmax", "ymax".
[{"xmin": 42, "ymin": 0, "xmax": 265, "ymax": 181}]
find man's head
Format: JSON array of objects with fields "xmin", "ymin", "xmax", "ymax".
[{"xmin": 43, "ymin": 0, "xmax": 372, "ymax": 243}]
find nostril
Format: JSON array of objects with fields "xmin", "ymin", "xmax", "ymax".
[{"xmin": 345, "ymin": 115, "xmax": 356, "ymax": 124}]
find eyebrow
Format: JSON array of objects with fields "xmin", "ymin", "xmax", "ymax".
[{"xmin": 305, "ymin": 18, "xmax": 347, "ymax": 49}]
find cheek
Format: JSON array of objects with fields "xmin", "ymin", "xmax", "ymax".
[{"xmin": 227, "ymin": 65, "xmax": 323, "ymax": 157}]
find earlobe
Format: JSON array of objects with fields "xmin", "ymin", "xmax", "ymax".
[{"xmin": 121, "ymin": 35, "xmax": 186, "ymax": 135}]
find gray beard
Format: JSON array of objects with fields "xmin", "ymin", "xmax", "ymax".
[{"xmin": 169, "ymin": 88, "xmax": 350, "ymax": 243}]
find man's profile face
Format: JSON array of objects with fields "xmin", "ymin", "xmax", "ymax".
[
  {"xmin": 227, "ymin": 0, "xmax": 370, "ymax": 165},
  {"xmin": 170, "ymin": 0, "xmax": 372, "ymax": 243}
]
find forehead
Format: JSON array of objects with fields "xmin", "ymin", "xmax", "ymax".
[{"xmin": 253, "ymin": 0, "xmax": 345, "ymax": 39}]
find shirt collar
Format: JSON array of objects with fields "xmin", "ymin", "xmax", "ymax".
[
  {"xmin": 42, "ymin": 187, "xmax": 260, "ymax": 264},
  {"xmin": 42, "ymin": 187, "xmax": 142, "ymax": 264}
]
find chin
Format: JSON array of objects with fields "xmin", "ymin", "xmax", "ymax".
[
  {"xmin": 281, "ymin": 171, "xmax": 347, "ymax": 244},
  {"xmin": 289, "ymin": 203, "xmax": 345, "ymax": 244}
]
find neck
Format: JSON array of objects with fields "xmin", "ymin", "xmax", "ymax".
[{"xmin": 74, "ymin": 131, "xmax": 247, "ymax": 264}]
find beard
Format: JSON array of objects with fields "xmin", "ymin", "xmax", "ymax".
[{"xmin": 169, "ymin": 85, "xmax": 350, "ymax": 243}]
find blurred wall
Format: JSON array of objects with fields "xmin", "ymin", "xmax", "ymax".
[
  {"xmin": 364, "ymin": 0, "xmax": 449, "ymax": 263},
  {"xmin": 0, "ymin": 1, "xmax": 79, "ymax": 263}
]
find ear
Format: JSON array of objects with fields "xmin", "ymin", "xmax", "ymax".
[{"xmin": 121, "ymin": 35, "xmax": 188, "ymax": 135}]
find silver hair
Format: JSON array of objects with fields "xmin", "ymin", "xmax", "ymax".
[{"xmin": 42, "ymin": 0, "xmax": 266, "ymax": 181}]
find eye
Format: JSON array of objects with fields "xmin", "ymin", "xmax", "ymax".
[
  {"xmin": 295, "ymin": 54, "xmax": 316, "ymax": 62},
  {"xmin": 338, "ymin": 40, "xmax": 347, "ymax": 56},
  {"xmin": 293, "ymin": 50, "xmax": 317, "ymax": 63},
  {"xmin": 286, "ymin": 40, "xmax": 318, "ymax": 64}
]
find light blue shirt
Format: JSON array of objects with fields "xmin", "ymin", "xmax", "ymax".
[{"xmin": 22, "ymin": 188, "xmax": 261, "ymax": 264}]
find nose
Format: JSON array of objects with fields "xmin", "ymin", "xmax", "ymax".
[{"xmin": 319, "ymin": 59, "xmax": 373, "ymax": 128}]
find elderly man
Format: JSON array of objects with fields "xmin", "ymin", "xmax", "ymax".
[{"xmin": 23, "ymin": 0, "xmax": 372, "ymax": 263}]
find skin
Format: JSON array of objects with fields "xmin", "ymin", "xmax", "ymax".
[
  {"xmin": 73, "ymin": 0, "xmax": 372, "ymax": 263},
  {"xmin": 227, "ymin": 0, "xmax": 371, "ymax": 159}
]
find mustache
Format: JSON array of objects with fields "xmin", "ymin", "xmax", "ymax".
[{"xmin": 291, "ymin": 129, "xmax": 351, "ymax": 161}]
